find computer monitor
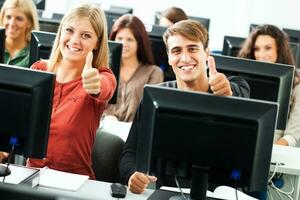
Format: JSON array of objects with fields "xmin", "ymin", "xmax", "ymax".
[
  {"xmin": 33, "ymin": 0, "xmax": 46, "ymax": 10},
  {"xmin": 0, "ymin": 28, "xmax": 5, "ymax": 63},
  {"xmin": 136, "ymin": 85, "xmax": 278, "ymax": 200},
  {"xmin": 289, "ymin": 42, "xmax": 300, "ymax": 68},
  {"xmin": 108, "ymin": 40, "xmax": 122, "ymax": 104},
  {"xmin": 222, "ymin": 36, "xmax": 300, "ymax": 68},
  {"xmin": 283, "ymin": 28, "xmax": 300, "ymax": 44},
  {"xmin": 154, "ymin": 11, "xmax": 210, "ymax": 31},
  {"xmin": 0, "ymin": 183, "xmax": 79, "ymax": 200},
  {"xmin": 37, "ymin": 9, "xmax": 64, "ymax": 33},
  {"xmin": 103, "ymin": 5, "xmax": 133, "ymax": 35},
  {"xmin": 213, "ymin": 54, "xmax": 294, "ymax": 130},
  {"xmin": 222, "ymin": 36, "xmax": 245, "ymax": 57},
  {"xmin": 0, "ymin": 64, "xmax": 54, "ymax": 175},
  {"xmin": 249, "ymin": 23, "xmax": 259, "ymax": 33},
  {"xmin": 29, "ymin": 30, "xmax": 56, "ymax": 67},
  {"xmin": 145, "ymin": 24, "xmax": 175, "ymax": 81}
]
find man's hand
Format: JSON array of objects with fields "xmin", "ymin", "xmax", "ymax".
[
  {"xmin": 208, "ymin": 56, "xmax": 233, "ymax": 96},
  {"xmin": 128, "ymin": 172, "xmax": 157, "ymax": 194},
  {"xmin": 275, "ymin": 138, "xmax": 289, "ymax": 146},
  {"xmin": 82, "ymin": 52, "xmax": 101, "ymax": 95}
]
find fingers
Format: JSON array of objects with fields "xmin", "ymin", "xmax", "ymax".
[
  {"xmin": 128, "ymin": 172, "xmax": 156, "ymax": 194},
  {"xmin": 208, "ymin": 56, "xmax": 217, "ymax": 78},
  {"xmin": 209, "ymin": 73, "xmax": 232, "ymax": 96},
  {"xmin": 147, "ymin": 175, "xmax": 157, "ymax": 182}
]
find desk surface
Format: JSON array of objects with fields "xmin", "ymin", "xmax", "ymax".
[
  {"xmin": 270, "ymin": 144, "xmax": 300, "ymax": 175},
  {"xmin": 38, "ymin": 180, "xmax": 153, "ymax": 200},
  {"xmin": 37, "ymin": 144, "xmax": 300, "ymax": 200}
]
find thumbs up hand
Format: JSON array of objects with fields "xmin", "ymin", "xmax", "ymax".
[
  {"xmin": 208, "ymin": 56, "xmax": 232, "ymax": 96},
  {"xmin": 82, "ymin": 52, "xmax": 101, "ymax": 95}
]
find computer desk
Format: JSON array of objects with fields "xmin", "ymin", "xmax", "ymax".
[
  {"xmin": 36, "ymin": 145, "xmax": 300, "ymax": 200},
  {"xmin": 269, "ymin": 144, "xmax": 300, "ymax": 200},
  {"xmin": 38, "ymin": 180, "xmax": 154, "ymax": 200}
]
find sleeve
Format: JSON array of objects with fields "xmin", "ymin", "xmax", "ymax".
[
  {"xmin": 148, "ymin": 66, "xmax": 164, "ymax": 84},
  {"xmin": 228, "ymin": 76, "xmax": 250, "ymax": 98},
  {"xmin": 281, "ymin": 84, "xmax": 300, "ymax": 146},
  {"xmin": 30, "ymin": 60, "xmax": 48, "ymax": 71},
  {"xmin": 88, "ymin": 67, "xmax": 117, "ymax": 103},
  {"xmin": 119, "ymin": 103, "xmax": 142, "ymax": 185}
]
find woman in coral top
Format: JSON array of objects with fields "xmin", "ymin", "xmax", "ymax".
[{"xmin": 27, "ymin": 4, "xmax": 117, "ymax": 179}]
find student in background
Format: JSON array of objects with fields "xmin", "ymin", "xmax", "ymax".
[
  {"xmin": 104, "ymin": 14, "xmax": 163, "ymax": 122},
  {"xmin": 26, "ymin": 4, "xmax": 116, "ymax": 179},
  {"xmin": 120, "ymin": 19, "xmax": 250, "ymax": 194},
  {"xmin": 0, "ymin": 0, "xmax": 39, "ymax": 67},
  {"xmin": 158, "ymin": 7, "xmax": 188, "ymax": 27},
  {"xmin": 238, "ymin": 24, "xmax": 300, "ymax": 147},
  {"xmin": 0, "ymin": 0, "xmax": 39, "ymax": 163}
]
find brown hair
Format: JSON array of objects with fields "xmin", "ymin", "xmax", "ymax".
[
  {"xmin": 163, "ymin": 19, "xmax": 209, "ymax": 51},
  {"xmin": 160, "ymin": 7, "xmax": 188, "ymax": 24},
  {"xmin": 109, "ymin": 14, "xmax": 154, "ymax": 65},
  {"xmin": 238, "ymin": 24, "xmax": 299, "ymax": 87}
]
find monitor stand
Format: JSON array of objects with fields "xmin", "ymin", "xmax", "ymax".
[
  {"xmin": 149, "ymin": 165, "xmax": 212, "ymax": 200},
  {"xmin": 0, "ymin": 165, "xmax": 11, "ymax": 177},
  {"xmin": 170, "ymin": 165, "xmax": 208, "ymax": 200}
]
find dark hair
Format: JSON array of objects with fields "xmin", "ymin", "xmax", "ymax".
[
  {"xmin": 160, "ymin": 7, "xmax": 188, "ymax": 24},
  {"xmin": 109, "ymin": 14, "xmax": 154, "ymax": 65},
  {"xmin": 238, "ymin": 24, "xmax": 299, "ymax": 87},
  {"xmin": 163, "ymin": 19, "xmax": 209, "ymax": 51}
]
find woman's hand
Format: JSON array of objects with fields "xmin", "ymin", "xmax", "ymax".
[{"xmin": 82, "ymin": 52, "xmax": 101, "ymax": 95}]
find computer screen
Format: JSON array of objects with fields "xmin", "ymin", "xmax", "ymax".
[
  {"xmin": 0, "ymin": 28, "xmax": 5, "ymax": 63},
  {"xmin": 213, "ymin": 54, "xmax": 294, "ymax": 130},
  {"xmin": 0, "ymin": 64, "xmax": 54, "ymax": 159},
  {"xmin": 222, "ymin": 36, "xmax": 245, "ymax": 57},
  {"xmin": 222, "ymin": 36, "xmax": 300, "ymax": 68},
  {"xmin": 154, "ymin": 11, "xmax": 210, "ymax": 31},
  {"xmin": 249, "ymin": 23, "xmax": 259, "ymax": 33},
  {"xmin": 103, "ymin": 5, "xmax": 133, "ymax": 35},
  {"xmin": 136, "ymin": 85, "xmax": 278, "ymax": 200},
  {"xmin": 29, "ymin": 31, "xmax": 56, "ymax": 67},
  {"xmin": 37, "ymin": 9, "xmax": 64, "ymax": 33},
  {"xmin": 145, "ymin": 24, "xmax": 174, "ymax": 81},
  {"xmin": 108, "ymin": 40, "xmax": 122, "ymax": 104},
  {"xmin": 33, "ymin": 0, "xmax": 46, "ymax": 10},
  {"xmin": 283, "ymin": 28, "xmax": 300, "ymax": 44},
  {"xmin": 289, "ymin": 42, "xmax": 300, "ymax": 68}
]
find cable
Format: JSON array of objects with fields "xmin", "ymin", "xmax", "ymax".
[
  {"xmin": 2, "ymin": 145, "xmax": 15, "ymax": 183},
  {"xmin": 2, "ymin": 137, "xmax": 18, "ymax": 183},
  {"xmin": 235, "ymin": 187, "xmax": 239, "ymax": 200},
  {"xmin": 174, "ymin": 174, "xmax": 189, "ymax": 200},
  {"xmin": 268, "ymin": 175, "xmax": 294, "ymax": 200}
]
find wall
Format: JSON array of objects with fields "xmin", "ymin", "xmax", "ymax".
[{"xmin": 45, "ymin": 0, "xmax": 300, "ymax": 51}]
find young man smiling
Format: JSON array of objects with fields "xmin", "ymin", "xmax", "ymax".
[{"xmin": 119, "ymin": 20, "xmax": 250, "ymax": 194}]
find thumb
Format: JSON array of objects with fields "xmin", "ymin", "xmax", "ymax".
[
  {"xmin": 208, "ymin": 56, "xmax": 217, "ymax": 77},
  {"xmin": 84, "ymin": 51, "xmax": 93, "ymax": 70},
  {"xmin": 147, "ymin": 175, "xmax": 157, "ymax": 182}
]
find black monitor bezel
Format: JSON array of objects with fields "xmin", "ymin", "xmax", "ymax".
[
  {"xmin": 213, "ymin": 54, "xmax": 294, "ymax": 130},
  {"xmin": 108, "ymin": 40, "xmax": 122, "ymax": 104},
  {"xmin": 29, "ymin": 30, "xmax": 56, "ymax": 67},
  {"xmin": 137, "ymin": 85, "xmax": 278, "ymax": 194},
  {"xmin": 0, "ymin": 64, "xmax": 55, "ymax": 158}
]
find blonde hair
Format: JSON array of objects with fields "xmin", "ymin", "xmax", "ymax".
[
  {"xmin": 48, "ymin": 4, "xmax": 109, "ymax": 72},
  {"xmin": 0, "ymin": 0, "xmax": 39, "ymax": 42}
]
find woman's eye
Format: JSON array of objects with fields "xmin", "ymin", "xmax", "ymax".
[{"xmin": 83, "ymin": 34, "xmax": 91, "ymax": 39}]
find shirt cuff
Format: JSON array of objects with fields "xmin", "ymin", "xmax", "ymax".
[{"xmin": 282, "ymin": 135, "xmax": 297, "ymax": 147}]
